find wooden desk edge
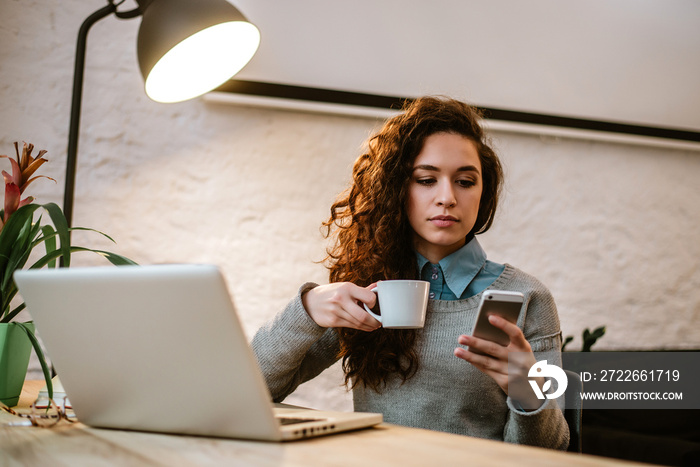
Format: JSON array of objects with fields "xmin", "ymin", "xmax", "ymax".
[{"xmin": 11, "ymin": 381, "xmax": 657, "ymax": 467}]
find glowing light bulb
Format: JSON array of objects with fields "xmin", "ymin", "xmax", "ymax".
[{"xmin": 145, "ymin": 21, "xmax": 260, "ymax": 103}]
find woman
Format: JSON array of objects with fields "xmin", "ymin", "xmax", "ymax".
[{"xmin": 252, "ymin": 96, "xmax": 569, "ymax": 450}]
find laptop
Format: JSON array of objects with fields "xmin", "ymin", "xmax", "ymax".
[{"xmin": 13, "ymin": 264, "xmax": 382, "ymax": 441}]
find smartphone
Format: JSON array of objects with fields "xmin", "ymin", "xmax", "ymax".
[{"xmin": 469, "ymin": 290, "xmax": 524, "ymax": 353}]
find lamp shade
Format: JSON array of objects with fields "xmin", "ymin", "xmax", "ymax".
[{"xmin": 137, "ymin": 0, "xmax": 260, "ymax": 103}]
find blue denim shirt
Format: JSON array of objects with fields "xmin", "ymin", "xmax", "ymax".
[{"xmin": 416, "ymin": 238, "xmax": 505, "ymax": 300}]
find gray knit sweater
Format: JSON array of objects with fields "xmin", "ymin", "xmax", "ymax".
[{"xmin": 251, "ymin": 264, "xmax": 569, "ymax": 450}]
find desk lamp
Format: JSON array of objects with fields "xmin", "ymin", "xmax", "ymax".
[{"xmin": 64, "ymin": 0, "xmax": 260, "ymax": 227}]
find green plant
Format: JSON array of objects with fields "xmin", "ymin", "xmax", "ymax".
[
  {"xmin": 562, "ymin": 325, "xmax": 606, "ymax": 352},
  {"xmin": 1, "ymin": 142, "xmax": 136, "ymax": 399}
]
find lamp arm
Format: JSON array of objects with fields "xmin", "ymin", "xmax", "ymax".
[{"xmin": 63, "ymin": 1, "xmax": 141, "ymax": 229}]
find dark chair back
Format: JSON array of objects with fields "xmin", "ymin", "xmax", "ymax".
[{"xmin": 564, "ymin": 369, "xmax": 582, "ymax": 453}]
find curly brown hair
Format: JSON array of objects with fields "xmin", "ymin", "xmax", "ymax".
[{"xmin": 323, "ymin": 96, "xmax": 504, "ymax": 392}]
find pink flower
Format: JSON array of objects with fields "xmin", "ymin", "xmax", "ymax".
[
  {"xmin": 2, "ymin": 182, "xmax": 34, "ymax": 224},
  {"xmin": 0, "ymin": 142, "xmax": 54, "ymax": 230}
]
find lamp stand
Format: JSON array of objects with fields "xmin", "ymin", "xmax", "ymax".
[{"xmin": 64, "ymin": 1, "xmax": 141, "ymax": 228}]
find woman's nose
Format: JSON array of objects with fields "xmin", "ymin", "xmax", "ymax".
[{"xmin": 436, "ymin": 183, "xmax": 456, "ymax": 207}]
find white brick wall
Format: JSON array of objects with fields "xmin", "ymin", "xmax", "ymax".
[{"xmin": 2, "ymin": 0, "xmax": 699, "ymax": 411}]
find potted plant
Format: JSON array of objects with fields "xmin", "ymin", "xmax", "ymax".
[
  {"xmin": 561, "ymin": 326, "xmax": 606, "ymax": 352},
  {"xmin": 0, "ymin": 142, "xmax": 136, "ymax": 406}
]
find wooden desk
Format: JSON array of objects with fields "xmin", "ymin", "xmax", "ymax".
[{"xmin": 1, "ymin": 381, "xmax": 653, "ymax": 467}]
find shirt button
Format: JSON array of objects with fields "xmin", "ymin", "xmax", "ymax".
[
  {"xmin": 429, "ymin": 292, "xmax": 436, "ymax": 299},
  {"xmin": 431, "ymin": 273, "xmax": 439, "ymax": 280}
]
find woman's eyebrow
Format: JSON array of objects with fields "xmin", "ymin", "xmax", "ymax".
[
  {"xmin": 413, "ymin": 164, "xmax": 440, "ymax": 172},
  {"xmin": 413, "ymin": 164, "xmax": 480, "ymax": 173}
]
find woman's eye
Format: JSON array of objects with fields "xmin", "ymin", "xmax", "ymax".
[
  {"xmin": 457, "ymin": 179, "xmax": 476, "ymax": 188},
  {"xmin": 416, "ymin": 178, "xmax": 436, "ymax": 186}
]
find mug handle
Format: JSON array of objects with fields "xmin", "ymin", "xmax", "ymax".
[{"xmin": 363, "ymin": 287, "xmax": 382, "ymax": 323}]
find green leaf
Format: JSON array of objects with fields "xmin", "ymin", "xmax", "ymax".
[
  {"xmin": 0, "ymin": 204, "xmax": 40, "ymax": 259},
  {"xmin": 64, "ymin": 247, "xmax": 137, "ymax": 266},
  {"xmin": 15, "ymin": 322, "xmax": 53, "ymax": 401},
  {"xmin": 40, "ymin": 225, "xmax": 58, "ymax": 268},
  {"xmin": 3, "ymin": 216, "xmax": 39, "ymax": 289},
  {"xmin": 29, "ymin": 246, "xmax": 137, "ymax": 270},
  {"xmin": 0, "ymin": 205, "xmax": 41, "ymax": 291},
  {"xmin": 0, "ymin": 293, "xmax": 24, "ymax": 323},
  {"xmin": 70, "ymin": 226, "xmax": 117, "ymax": 244},
  {"xmin": 0, "ymin": 209, "xmax": 36, "ymax": 308},
  {"xmin": 561, "ymin": 335, "xmax": 574, "ymax": 351},
  {"xmin": 582, "ymin": 325, "xmax": 607, "ymax": 352},
  {"xmin": 41, "ymin": 203, "xmax": 71, "ymax": 268}
]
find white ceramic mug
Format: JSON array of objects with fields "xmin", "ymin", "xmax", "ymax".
[{"xmin": 363, "ymin": 280, "xmax": 430, "ymax": 329}]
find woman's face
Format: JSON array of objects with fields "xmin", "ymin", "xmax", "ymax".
[{"xmin": 406, "ymin": 132, "xmax": 483, "ymax": 263}]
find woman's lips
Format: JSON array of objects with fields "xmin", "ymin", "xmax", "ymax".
[{"xmin": 430, "ymin": 216, "xmax": 458, "ymax": 228}]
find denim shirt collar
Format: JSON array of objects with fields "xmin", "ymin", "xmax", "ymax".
[{"xmin": 416, "ymin": 237, "xmax": 488, "ymax": 298}]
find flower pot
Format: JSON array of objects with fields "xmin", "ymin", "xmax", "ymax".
[{"xmin": 0, "ymin": 321, "xmax": 35, "ymax": 406}]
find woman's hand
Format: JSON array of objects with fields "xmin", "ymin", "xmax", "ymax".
[
  {"xmin": 302, "ymin": 282, "xmax": 381, "ymax": 332},
  {"xmin": 454, "ymin": 315, "xmax": 544, "ymax": 410}
]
